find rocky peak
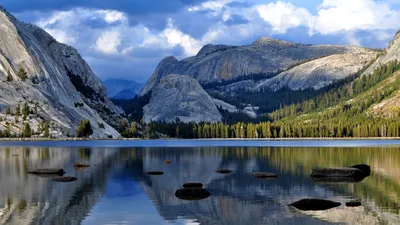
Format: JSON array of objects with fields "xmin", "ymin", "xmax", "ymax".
[
  {"xmin": 388, "ymin": 30, "xmax": 400, "ymax": 50},
  {"xmin": 159, "ymin": 56, "xmax": 178, "ymax": 66},
  {"xmin": 143, "ymin": 74, "xmax": 222, "ymax": 123},
  {"xmin": 251, "ymin": 37, "xmax": 298, "ymax": 48},
  {"xmin": 196, "ymin": 44, "xmax": 237, "ymax": 57}
]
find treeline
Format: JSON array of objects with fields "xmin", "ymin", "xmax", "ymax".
[
  {"xmin": 144, "ymin": 116, "xmax": 400, "ymax": 139},
  {"xmin": 270, "ymin": 60, "xmax": 400, "ymax": 120}
]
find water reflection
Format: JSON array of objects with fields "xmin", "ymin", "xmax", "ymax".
[{"xmin": 0, "ymin": 146, "xmax": 398, "ymax": 224}]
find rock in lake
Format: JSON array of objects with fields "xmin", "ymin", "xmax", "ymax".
[
  {"xmin": 52, "ymin": 177, "xmax": 77, "ymax": 182},
  {"xmin": 311, "ymin": 167, "xmax": 366, "ymax": 178},
  {"xmin": 346, "ymin": 201, "xmax": 362, "ymax": 207},
  {"xmin": 215, "ymin": 169, "xmax": 232, "ymax": 174},
  {"xmin": 253, "ymin": 172, "xmax": 278, "ymax": 178},
  {"xmin": 27, "ymin": 169, "xmax": 66, "ymax": 175},
  {"xmin": 289, "ymin": 199, "xmax": 341, "ymax": 211},
  {"xmin": 175, "ymin": 188, "xmax": 211, "ymax": 200},
  {"xmin": 183, "ymin": 182, "xmax": 203, "ymax": 188},
  {"xmin": 146, "ymin": 171, "xmax": 164, "ymax": 175},
  {"xmin": 350, "ymin": 164, "xmax": 371, "ymax": 176},
  {"xmin": 74, "ymin": 162, "xmax": 90, "ymax": 168}
]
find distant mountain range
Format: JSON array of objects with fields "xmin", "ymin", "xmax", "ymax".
[{"xmin": 104, "ymin": 79, "xmax": 143, "ymax": 100}]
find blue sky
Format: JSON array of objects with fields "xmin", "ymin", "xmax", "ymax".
[{"xmin": 2, "ymin": 0, "xmax": 400, "ymax": 82}]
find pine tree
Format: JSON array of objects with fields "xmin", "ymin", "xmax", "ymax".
[
  {"xmin": 44, "ymin": 122, "xmax": 50, "ymax": 137},
  {"xmin": 34, "ymin": 103, "xmax": 38, "ymax": 115},
  {"xmin": 22, "ymin": 102, "xmax": 29, "ymax": 120},
  {"xmin": 77, "ymin": 120, "xmax": 93, "ymax": 138},
  {"xmin": 17, "ymin": 67, "xmax": 28, "ymax": 81},
  {"xmin": 22, "ymin": 123, "xmax": 31, "ymax": 138},
  {"xmin": 15, "ymin": 104, "xmax": 21, "ymax": 116}
]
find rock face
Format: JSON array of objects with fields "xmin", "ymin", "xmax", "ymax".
[
  {"xmin": 363, "ymin": 31, "xmax": 400, "ymax": 76},
  {"xmin": 0, "ymin": 6, "xmax": 122, "ymax": 138},
  {"xmin": 255, "ymin": 51, "xmax": 377, "ymax": 91},
  {"xmin": 140, "ymin": 37, "xmax": 376, "ymax": 96},
  {"xmin": 143, "ymin": 74, "xmax": 222, "ymax": 123}
]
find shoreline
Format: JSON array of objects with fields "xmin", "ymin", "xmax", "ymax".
[{"xmin": 0, "ymin": 137, "xmax": 399, "ymax": 142}]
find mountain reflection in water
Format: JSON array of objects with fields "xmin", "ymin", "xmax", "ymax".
[{"xmin": 0, "ymin": 145, "xmax": 399, "ymax": 225}]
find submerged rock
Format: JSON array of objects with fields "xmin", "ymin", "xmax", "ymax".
[
  {"xmin": 52, "ymin": 177, "xmax": 77, "ymax": 182},
  {"xmin": 289, "ymin": 199, "xmax": 341, "ymax": 211},
  {"xmin": 346, "ymin": 201, "xmax": 362, "ymax": 207},
  {"xmin": 27, "ymin": 169, "xmax": 66, "ymax": 175},
  {"xmin": 215, "ymin": 169, "xmax": 232, "ymax": 174},
  {"xmin": 253, "ymin": 172, "xmax": 278, "ymax": 178},
  {"xmin": 146, "ymin": 171, "xmax": 164, "ymax": 175},
  {"xmin": 74, "ymin": 162, "xmax": 90, "ymax": 168},
  {"xmin": 183, "ymin": 182, "xmax": 203, "ymax": 188},
  {"xmin": 175, "ymin": 188, "xmax": 211, "ymax": 200}
]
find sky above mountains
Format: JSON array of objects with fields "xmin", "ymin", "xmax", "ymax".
[{"xmin": 2, "ymin": 0, "xmax": 400, "ymax": 82}]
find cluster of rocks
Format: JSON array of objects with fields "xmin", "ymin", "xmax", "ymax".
[
  {"xmin": 290, "ymin": 164, "xmax": 370, "ymax": 211},
  {"xmin": 27, "ymin": 162, "xmax": 90, "ymax": 182}
]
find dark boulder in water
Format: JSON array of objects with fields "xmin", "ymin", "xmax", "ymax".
[
  {"xmin": 74, "ymin": 162, "xmax": 90, "ymax": 168},
  {"xmin": 311, "ymin": 168, "xmax": 366, "ymax": 178},
  {"xmin": 27, "ymin": 169, "xmax": 66, "ymax": 175},
  {"xmin": 215, "ymin": 169, "xmax": 232, "ymax": 174},
  {"xmin": 52, "ymin": 177, "xmax": 77, "ymax": 182},
  {"xmin": 183, "ymin": 182, "xmax": 203, "ymax": 188},
  {"xmin": 346, "ymin": 201, "xmax": 362, "ymax": 207},
  {"xmin": 146, "ymin": 171, "xmax": 164, "ymax": 175},
  {"xmin": 253, "ymin": 172, "xmax": 278, "ymax": 178},
  {"xmin": 175, "ymin": 188, "xmax": 211, "ymax": 200},
  {"xmin": 350, "ymin": 164, "xmax": 371, "ymax": 176},
  {"xmin": 289, "ymin": 199, "xmax": 341, "ymax": 211}
]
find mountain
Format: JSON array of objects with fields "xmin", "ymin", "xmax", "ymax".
[
  {"xmin": 143, "ymin": 74, "xmax": 222, "ymax": 123},
  {"xmin": 0, "ymin": 6, "xmax": 122, "ymax": 138},
  {"xmin": 139, "ymin": 37, "xmax": 376, "ymax": 96},
  {"xmin": 255, "ymin": 51, "xmax": 377, "ymax": 91},
  {"xmin": 104, "ymin": 79, "xmax": 143, "ymax": 99}
]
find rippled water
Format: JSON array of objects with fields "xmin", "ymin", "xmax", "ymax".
[{"xmin": 0, "ymin": 140, "xmax": 400, "ymax": 225}]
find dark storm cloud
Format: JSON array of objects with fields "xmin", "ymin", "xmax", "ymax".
[{"xmin": 1, "ymin": 0, "xmax": 207, "ymax": 14}]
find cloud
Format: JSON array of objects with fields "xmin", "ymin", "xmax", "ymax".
[
  {"xmin": 255, "ymin": 1, "xmax": 312, "ymax": 34},
  {"xmin": 95, "ymin": 30, "xmax": 121, "ymax": 54}
]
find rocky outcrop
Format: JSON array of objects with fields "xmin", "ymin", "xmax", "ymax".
[
  {"xmin": 0, "ymin": 6, "xmax": 121, "ymax": 138},
  {"xmin": 255, "ymin": 51, "xmax": 377, "ymax": 91},
  {"xmin": 363, "ymin": 31, "xmax": 400, "ymax": 75},
  {"xmin": 143, "ymin": 74, "xmax": 222, "ymax": 123},
  {"xmin": 140, "ymin": 38, "xmax": 376, "ymax": 96}
]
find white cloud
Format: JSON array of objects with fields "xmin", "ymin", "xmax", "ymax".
[
  {"xmin": 312, "ymin": 0, "xmax": 400, "ymax": 34},
  {"xmin": 98, "ymin": 10, "xmax": 127, "ymax": 23},
  {"xmin": 255, "ymin": 1, "xmax": 312, "ymax": 34},
  {"xmin": 188, "ymin": 0, "xmax": 232, "ymax": 12},
  {"xmin": 95, "ymin": 30, "xmax": 121, "ymax": 54}
]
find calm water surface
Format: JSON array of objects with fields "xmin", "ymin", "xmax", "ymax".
[{"xmin": 0, "ymin": 140, "xmax": 400, "ymax": 225}]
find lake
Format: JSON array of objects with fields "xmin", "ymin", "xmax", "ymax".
[{"xmin": 0, "ymin": 140, "xmax": 399, "ymax": 225}]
